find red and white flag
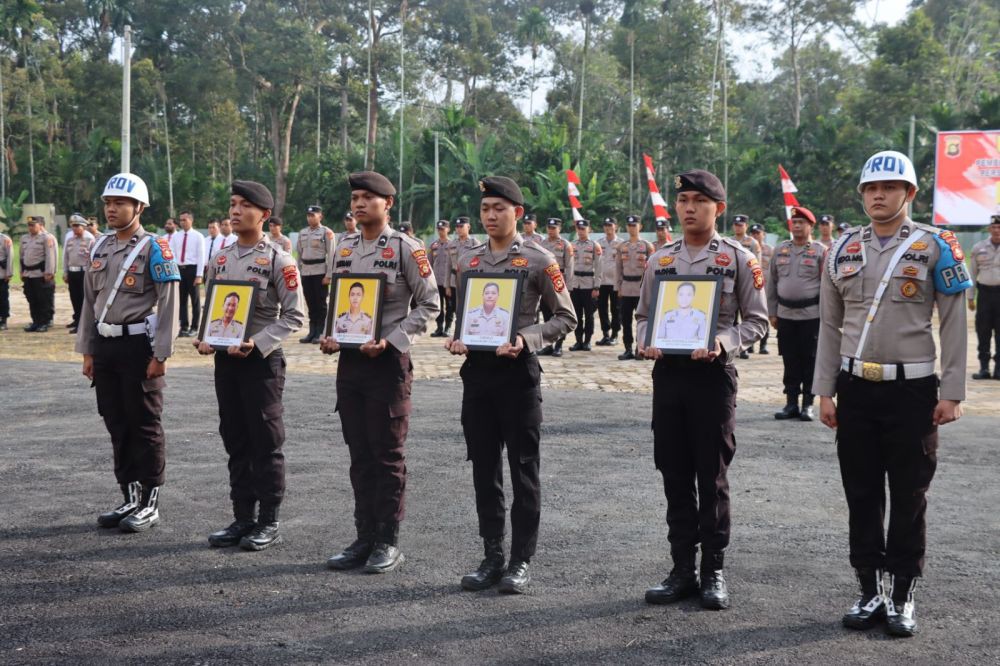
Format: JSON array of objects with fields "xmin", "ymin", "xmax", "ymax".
[
  {"xmin": 566, "ymin": 169, "xmax": 584, "ymax": 222},
  {"xmin": 778, "ymin": 164, "xmax": 800, "ymax": 228},
  {"xmin": 643, "ymin": 154, "xmax": 671, "ymax": 240}
]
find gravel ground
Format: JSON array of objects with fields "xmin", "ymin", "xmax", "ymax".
[{"xmin": 0, "ymin": 358, "xmax": 997, "ymax": 665}]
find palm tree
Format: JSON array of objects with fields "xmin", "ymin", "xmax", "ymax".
[{"xmin": 516, "ymin": 8, "xmax": 549, "ymax": 125}]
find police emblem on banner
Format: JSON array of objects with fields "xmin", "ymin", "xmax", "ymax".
[{"xmin": 944, "ymin": 135, "xmax": 961, "ymax": 158}]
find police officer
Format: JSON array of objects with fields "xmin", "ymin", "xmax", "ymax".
[
  {"xmin": 539, "ymin": 218, "xmax": 574, "ymax": 356},
  {"xmin": 766, "ymin": 206, "xmax": 825, "ymax": 421},
  {"xmin": 446, "ymin": 216, "xmax": 481, "ymax": 311},
  {"xmin": 730, "ymin": 214, "xmax": 761, "ymax": 260},
  {"xmin": 0, "ymin": 228, "xmax": 12, "ymax": 329},
  {"xmin": 653, "ymin": 218, "xmax": 671, "ymax": 251},
  {"xmin": 836, "ymin": 221, "xmax": 850, "ymax": 238},
  {"xmin": 968, "ymin": 215, "xmax": 1000, "ymax": 379},
  {"xmin": 297, "ymin": 205, "xmax": 336, "ymax": 343},
  {"xmin": 20, "ymin": 216, "xmax": 57, "ymax": 332},
  {"xmin": 343, "ymin": 210, "xmax": 358, "ymax": 235},
  {"xmin": 568, "ymin": 218, "xmax": 602, "ymax": 351},
  {"xmin": 86, "ymin": 216, "xmax": 101, "ymax": 238},
  {"xmin": 196, "ymin": 180, "xmax": 304, "ymax": 551},
  {"xmin": 429, "ymin": 219, "xmax": 454, "ymax": 337},
  {"xmin": 446, "ymin": 176, "xmax": 575, "ymax": 594},
  {"xmin": 205, "ymin": 218, "xmax": 233, "ymax": 269},
  {"xmin": 638, "ymin": 169, "xmax": 767, "ymax": 611},
  {"xmin": 521, "ymin": 213, "xmax": 544, "ymax": 243},
  {"xmin": 748, "ymin": 222, "xmax": 773, "ymax": 354},
  {"xmin": 171, "ymin": 211, "xmax": 206, "ymax": 338},
  {"xmin": 268, "ymin": 216, "xmax": 293, "ymax": 253},
  {"xmin": 817, "ymin": 214, "xmax": 836, "ymax": 249},
  {"xmin": 595, "ymin": 217, "xmax": 622, "ymax": 345},
  {"xmin": 77, "ymin": 172, "xmax": 180, "ymax": 532},
  {"xmin": 321, "ymin": 171, "xmax": 439, "ymax": 574},
  {"xmin": 65, "ymin": 214, "xmax": 96, "ymax": 333},
  {"xmin": 814, "ymin": 150, "xmax": 970, "ymax": 637},
  {"xmin": 616, "ymin": 215, "xmax": 655, "ymax": 360},
  {"xmin": 399, "ymin": 221, "xmax": 422, "ymax": 246}
]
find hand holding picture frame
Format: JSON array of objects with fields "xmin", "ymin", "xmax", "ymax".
[
  {"xmin": 455, "ymin": 272, "xmax": 524, "ymax": 352},
  {"xmin": 199, "ymin": 280, "xmax": 257, "ymax": 351},
  {"xmin": 324, "ymin": 273, "xmax": 386, "ymax": 348},
  {"xmin": 645, "ymin": 275, "xmax": 723, "ymax": 354}
]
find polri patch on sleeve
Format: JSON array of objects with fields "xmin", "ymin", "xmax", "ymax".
[
  {"xmin": 282, "ymin": 264, "xmax": 299, "ymax": 290},
  {"xmin": 545, "ymin": 263, "xmax": 566, "ymax": 293},
  {"xmin": 412, "ymin": 248, "xmax": 432, "ymax": 278},
  {"xmin": 752, "ymin": 264, "xmax": 764, "ymax": 289}
]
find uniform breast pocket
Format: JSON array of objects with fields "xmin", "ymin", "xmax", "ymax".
[
  {"xmin": 890, "ymin": 263, "xmax": 928, "ymax": 303},
  {"xmin": 90, "ymin": 261, "xmax": 110, "ymax": 291},
  {"xmin": 120, "ymin": 262, "xmax": 147, "ymax": 294},
  {"xmin": 839, "ymin": 274, "xmax": 865, "ymax": 302},
  {"xmin": 776, "ymin": 257, "xmax": 792, "ymax": 276},
  {"xmin": 797, "ymin": 258, "xmax": 820, "ymax": 278}
]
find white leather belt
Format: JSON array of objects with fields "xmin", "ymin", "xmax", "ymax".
[
  {"xmin": 97, "ymin": 322, "xmax": 147, "ymax": 338},
  {"xmin": 841, "ymin": 357, "xmax": 935, "ymax": 382},
  {"xmin": 67, "ymin": 266, "xmax": 84, "ymax": 272}
]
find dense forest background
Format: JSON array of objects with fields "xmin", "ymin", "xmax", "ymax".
[{"xmin": 0, "ymin": 0, "xmax": 997, "ymax": 236}]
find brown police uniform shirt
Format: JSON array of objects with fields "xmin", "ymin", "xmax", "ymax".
[
  {"xmin": 570, "ymin": 238, "xmax": 602, "ymax": 290},
  {"xmin": 766, "ymin": 239, "xmax": 826, "ymax": 320},
  {"xmin": 269, "ymin": 233, "xmax": 293, "ymax": 254},
  {"xmin": 596, "ymin": 235, "xmax": 622, "ymax": 287},
  {"xmin": 0, "ymin": 233, "xmax": 13, "ymax": 279},
  {"xmin": 75, "ymin": 228, "xmax": 180, "ymax": 360},
  {"xmin": 445, "ymin": 236, "xmax": 481, "ymax": 288},
  {"xmin": 455, "ymin": 234, "xmax": 576, "ymax": 352},
  {"xmin": 64, "ymin": 234, "xmax": 96, "ymax": 278},
  {"xmin": 759, "ymin": 242, "xmax": 774, "ymax": 272},
  {"xmin": 206, "ymin": 237, "xmax": 305, "ymax": 357},
  {"xmin": 333, "ymin": 226, "xmax": 440, "ymax": 353},
  {"xmin": 429, "ymin": 237, "xmax": 451, "ymax": 285},
  {"xmin": 813, "ymin": 220, "xmax": 968, "ymax": 401},
  {"xmin": 296, "ymin": 224, "xmax": 336, "ymax": 277},
  {"xmin": 616, "ymin": 238, "xmax": 656, "ymax": 298},
  {"xmin": 816, "ymin": 236, "xmax": 834, "ymax": 251},
  {"xmin": 20, "ymin": 230, "xmax": 57, "ymax": 277},
  {"xmin": 733, "ymin": 234, "xmax": 761, "ymax": 261},
  {"xmin": 523, "ymin": 231, "xmax": 545, "ymax": 245},
  {"xmin": 969, "ymin": 239, "xmax": 1000, "ymax": 293},
  {"xmin": 539, "ymin": 235, "xmax": 575, "ymax": 278},
  {"xmin": 636, "ymin": 234, "xmax": 768, "ymax": 362}
]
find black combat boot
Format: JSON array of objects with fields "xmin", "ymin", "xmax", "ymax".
[
  {"xmin": 119, "ymin": 485, "xmax": 161, "ymax": 533},
  {"xmin": 800, "ymin": 394, "xmax": 816, "ymax": 421},
  {"xmin": 699, "ymin": 552, "xmax": 730, "ymax": 610},
  {"xmin": 972, "ymin": 365, "xmax": 991, "ymax": 379},
  {"xmin": 842, "ymin": 567, "xmax": 886, "ymax": 630},
  {"xmin": 461, "ymin": 536, "xmax": 506, "ymax": 591},
  {"xmin": 618, "ymin": 346, "xmax": 635, "ymax": 361},
  {"xmin": 774, "ymin": 395, "xmax": 801, "ymax": 420},
  {"xmin": 98, "ymin": 481, "xmax": 142, "ymax": 528},
  {"xmin": 431, "ymin": 324, "xmax": 445, "ymax": 338},
  {"xmin": 208, "ymin": 499, "xmax": 257, "ymax": 547},
  {"xmin": 645, "ymin": 551, "xmax": 699, "ymax": 605},
  {"xmin": 538, "ymin": 345, "xmax": 554, "ymax": 356},
  {"xmin": 758, "ymin": 342, "xmax": 769, "ymax": 354},
  {"xmin": 569, "ymin": 341, "xmax": 585, "ymax": 351},
  {"xmin": 595, "ymin": 335, "xmax": 611, "ymax": 346},
  {"xmin": 364, "ymin": 522, "xmax": 404, "ymax": 573},
  {"xmin": 240, "ymin": 502, "xmax": 282, "ymax": 551},
  {"xmin": 738, "ymin": 348, "xmax": 749, "ymax": 359},
  {"xmin": 551, "ymin": 339, "xmax": 564, "ymax": 357},
  {"xmin": 327, "ymin": 520, "xmax": 376, "ymax": 570},
  {"xmin": 299, "ymin": 323, "xmax": 317, "ymax": 344},
  {"xmin": 609, "ymin": 331, "xmax": 619, "ymax": 345},
  {"xmin": 581, "ymin": 338, "xmax": 592, "ymax": 351},
  {"xmin": 0, "ymin": 317, "xmax": 8, "ymax": 330},
  {"xmin": 885, "ymin": 575, "xmax": 918, "ymax": 637},
  {"xmin": 498, "ymin": 560, "xmax": 530, "ymax": 594}
]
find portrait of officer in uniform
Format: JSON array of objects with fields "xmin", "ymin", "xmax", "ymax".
[
  {"xmin": 460, "ymin": 279, "xmax": 514, "ymax": 347},
  {"xmin": 654, "ymin": 281, "xmax": 710, "ymax": 347},
  {"xmin": 332, "ymin": 280, "xmax": 377, "ymax": 341},
  {"xmin": 204, "ymin": 289, "xmax": 249, "ymax": 346}
]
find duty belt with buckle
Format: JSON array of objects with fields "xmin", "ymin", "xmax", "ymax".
[{"xmin": 841, "ymin": 357, "xmax": 935, "ymax": 382}]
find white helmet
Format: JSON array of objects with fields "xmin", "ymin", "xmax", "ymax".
[
  {"xmin": 857, "ymin": 150, "xmax": 918, "ymax": 192},
  {"xmin": 102, "ymin": 172, "xmax": 150, "ymax": 206}
]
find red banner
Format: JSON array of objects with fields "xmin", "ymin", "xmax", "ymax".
[{"xmin": 933, "ymin": 130, "xmax": 1000, "ymax": 226}]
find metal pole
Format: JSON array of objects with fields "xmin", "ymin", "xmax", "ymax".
[
  {"xmin": 908, "ymin": 114, "xmax": 915, "ymax": 216},
  {"xmin": 364, "ymin": 0, "xmax": 373, "ymax": 169},
  {"xmin": 399, "ymin": 1, "xmax": 406, "ymax": 212},
  {"xmin": 163, "ymin": 99, "xmax": 175, "ymax": 217},
  {"xmin": 316, "ymin": 81, "xmax": 321, "ymax": 158},
  {"xmin": 434, "ymin": 131, "xmax": 440, "ymax": 223},
  {"xmin": 26, "ymin": 75, "xmax": 35, "ymax": 203},
  {"xmin": 576, "ymin": 13, "xmax": 589, "ymax": 161},
  {"xmin": 629, "ymin": 32, "xmax": 635, "ymax": 210},
  {"xmin": 121, "ymin": 25, "xmax": 132, "ymax": 173},
  {"xmin": 722, "ymin": 12, "xmax": 729, "ymax": 230},
  {"xmin": 0, "ymin": 59, "xmax": 6, "ymax": 200}
]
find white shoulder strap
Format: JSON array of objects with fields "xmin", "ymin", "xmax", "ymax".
[
  {"xmin": 90, "ymin": 233, "xmax": 112, "ymax": 262},
  {"xmin": 854, "ymin": 230, "xmax": 926, "ymax": 358},
  {"xmin": 97, "ymin": 236, "xmax": 153, "ymax": 326}
]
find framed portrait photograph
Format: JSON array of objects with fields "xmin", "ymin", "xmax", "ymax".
[
  {"xmin": 455, "ymin": 272, "xmax": 524, "ymax": 351},
  {"xmin": 645, "ymin": 275, "xmax": 723, "ymax": 354},
  {"xmin": 199, "ymin": 280, "xmax": 257, "ymax": 351},
  {"xmin": 324, "ymin": 273, "xmax": 386, "ymax": 348}
]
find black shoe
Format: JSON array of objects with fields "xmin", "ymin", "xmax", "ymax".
[
  {"xmin": 69, "ymin": 327, "xmax": 78, "ymax": 334},
  {"xmin": 364, "ymin": 522, "xmax": 404, "ymax": 573},
  {"xmin": 538, "ymin": 346, "xmax": 554, "ymax": 356},
  {"xmin": 551, "ymin": 346, "xmax": 563, "ymax": 357},
  {"xmin": 746, "ymin": 346, "xmax": 755, "ymax": 354},
  {"xmin": 609, "ymin": 335, "xmax": 618, "ymax": 345},
  {"xmin": 65, "ymin": 322, "xmax": 75, "ymax": 328},
  {"xmin": 581, "ymin": 342, "xmax": 592, "ymax": 351},
  {"xmin": 618, "ymin": 348, "xmax": 635, "ymax": 361},
  {"xmin": 498, "ymin": 560, "xmax": 530, "ymax": 594},
  {"xmin": 800, "ymin": 405, "xmax": 815, "ymax": 421},
  {"xmin": 208, "ymin": 499, "xmax": 257, "ymax": 547},
  {"xmin": 119, "ymin": 485, "xmax": 161, "ymax": 533},
  {"xmin": 699, "ymin": 569, "xmax": 730, "ymax": 610},
  {"xmin": 758, "ymin": 346, "xmax": 770, "ymax": 355},
  {"xmin": 569, "ymin": 341, "xmax": 585, "ymax": 351},
  {"xmin": 972, "ymin": 368, "xmax": 991, "ymax": 380},
  {"xmin": 842, "ymin": 567, "xmax": 886, "ymax": 630},
  {"xmin": 97, "ymin": 481, "xmax": 141, "ymax": 528},
  {"xmin": 645, "ymin": 567, "xmax": 699, "ymax": 605},
  {"xmin": 327, "ymin": 521, "xmax": 376, "ymax": 570},
  {"xmin": 23, "ymin": 323, "xmax": 39, "ymax": 332},
  {"xmin": 461, "ymin": 537, "xmax": 506, "ymax": 591},
  {"xmin": 738, "ymin": 350, "xmax": 749, "ymax": 360},
  {"xmin": 885, "ymin": 575, "xmax": 918, "ymax": 637},
  {"xmin": 299, "ymin": 323, "xmax": 317, "ymax": 344},
  {"xmin": 0, "ymin": 318, "xmax": 7, "ymax": 330},
  {"xmin": 774, "ymin": 402, "xmax": 801, "ymax": 420},
  {"xmin": 595, "ymin": 336, "xmax": 612, "ymax": 346},
  {"xmin": 239, "ymin": 502, "xmax": 282, "ymax": 551},
  {"xmin": 178, "ymin": 328, "xmax": 193, "ymax": 338}
]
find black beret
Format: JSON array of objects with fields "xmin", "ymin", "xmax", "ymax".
[
  {"xmin": 603, "ymin": 216, "xmax": 617, "ymax": 226},
  {"xmin": 232, "ymin": 180, "xmax": 274, "ymax": 210},
  {"xmin": 819, "ymin": 214, "xmax": 834, "ymax": 224},
  {"xmin": 269, "ymin": 216, "xmax": 283, "ymax": 226},
  {"xmin": 454, "ymin": 216, "xmax": 470, "ymax": 226},
  {"xmin": 991, "ymin": 215, "xmax": 1000, "ymax": 225},
  {"xmin": 655, "ymin": 218, "xmax": 669, "ymax": 229},
  {"xmin": 625, "ymin": 214, "xmax": 641, "ymax": 225},
  {"xmin": 749, "ymin": 223, "xmax": 763, "ymax": 232},
  {"xmin": 349, "ymin": 171, "xmax": 396, "ymax": 197},
  {"xmin": 479, "ymin": 176, "xmax": 524, "ymax": 206},
  {"xmin": 575, "ymin": 218, "xmax": 590, "ymax": 228},
  {"xmin": 307, "ymin": 205, "xmax": 322, "ymax": 214},
  {"xmin": 523, "ymin": 213, "xmax": 537, "ymax": 222},
  {"xmin": 732, "ymin": 214, "xmax": 749, "ymax": 224},
  {"xmin": 547, "ymin": 217, "xmax": 562, "ymax": 227},
  {"xmin": 674, "ymin": 169, "xmax": 725, "ymax": 201},
  {"xmin": 436, "ymin": 219, "xmax": 449, "ymax": 229}
]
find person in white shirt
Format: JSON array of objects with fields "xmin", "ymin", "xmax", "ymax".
[
  {"xmin": 170, "ymin": 210, "xmax": 206, "ymax": 337},
  {"xmin": 205, "ymin": 218, "xmax": 234, "ymax": 269}
]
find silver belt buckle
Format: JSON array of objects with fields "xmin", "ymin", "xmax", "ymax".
[
  {"xmin": 97, "ymin": 322, "xmax": 118, "ymax": 337},
  {"xmin": 861, "ymin": 362, "xmax": 884, "ymax": 382}
]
